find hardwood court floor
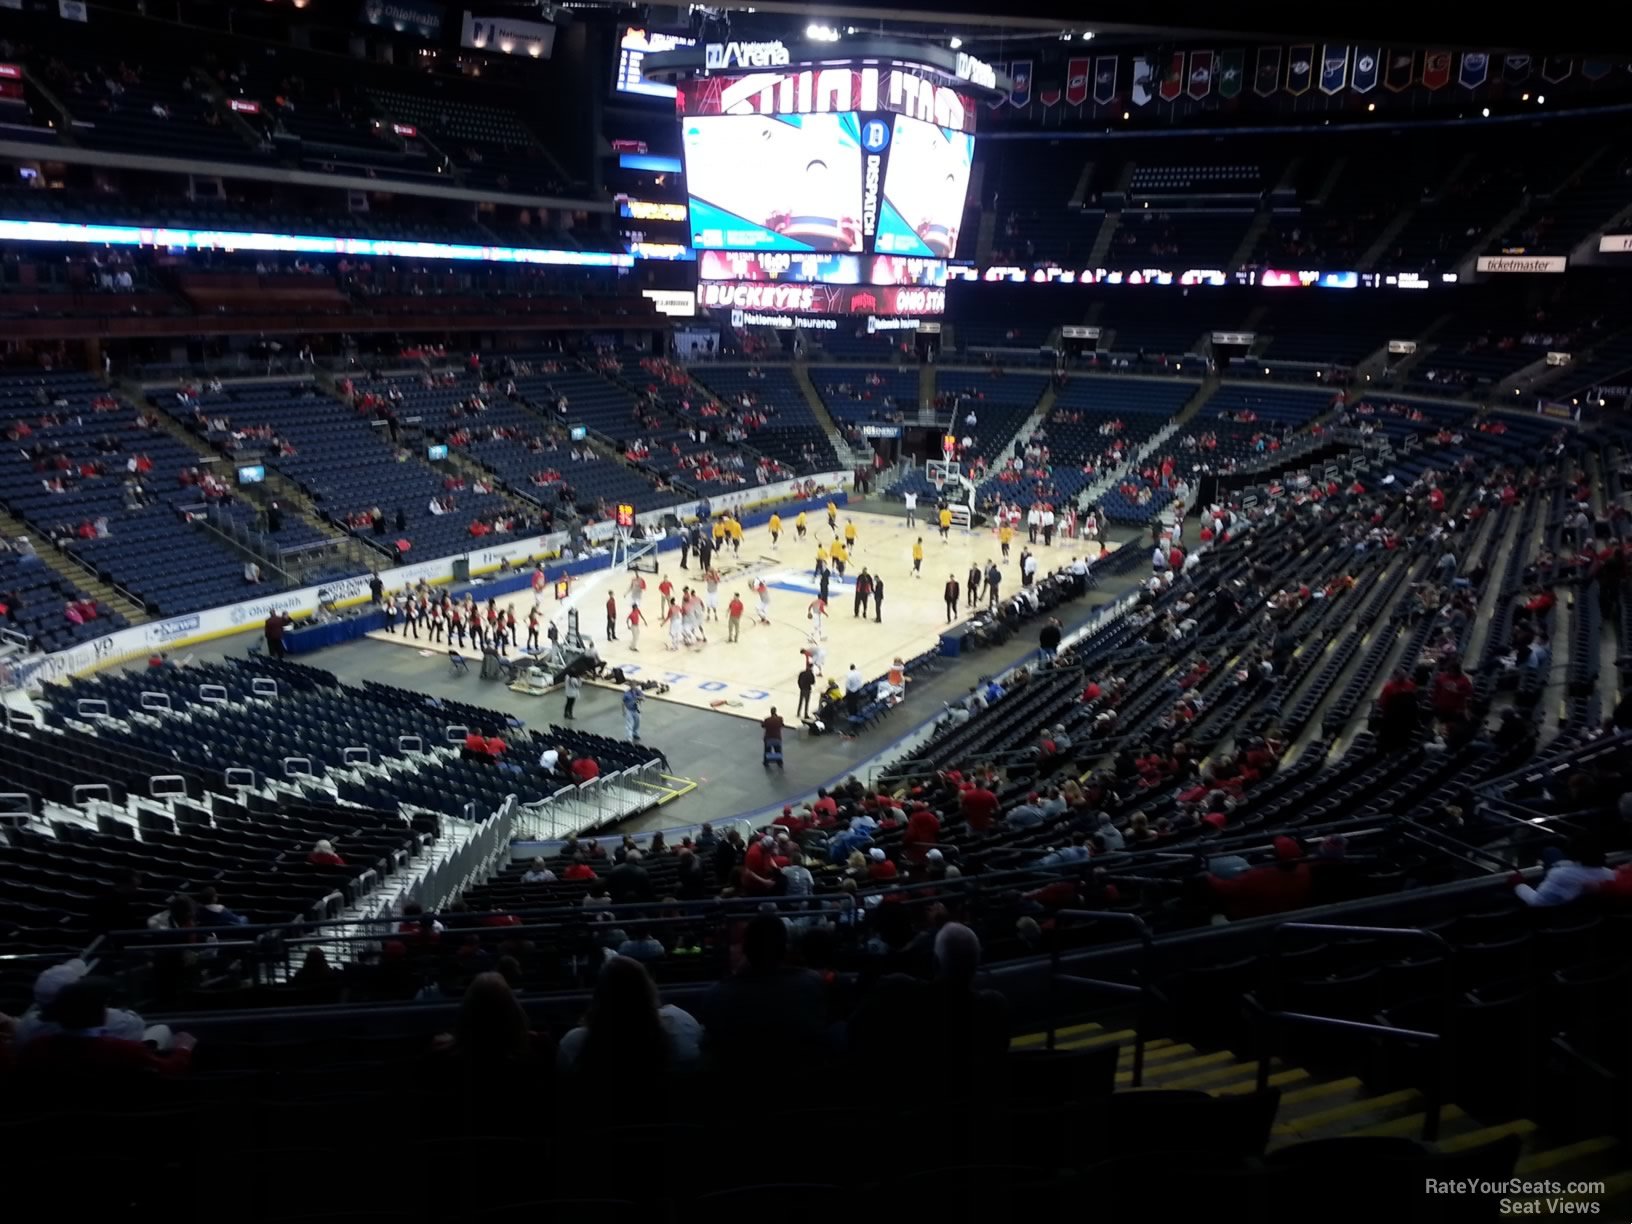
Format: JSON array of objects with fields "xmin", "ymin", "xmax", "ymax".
[{"xmin": 366, "ymin": 509, "xmax": 1122, "ymax": 723}]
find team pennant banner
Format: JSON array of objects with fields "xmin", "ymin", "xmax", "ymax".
[
  {"xmin": 1502, "ymin": 54, "xmax": 1531, "ymax": 83},
  {"xmin": 1581, "ymin": 59, "xmax": 1611, "ymax": 81},
  {"xmin": 1422, "ymin": 50, "xmax": 1452, "ymax": 90},
  {"xmin": 1384, "ymin": 49, "xmax": 1415, "ymax": 92},
  {"xmin": 1351, "ymin": 48, "xmax": 1380, "ymax": 93},
  {"xmin": 1458, "ymin": 51, "xmax": 1489, "ymax": 90},
  {"xmin": 1319, "ymin": 45, "xmax": 1349, "ymax": 94},
  {"xmin": 1093, "ymin": 56, "xmax": 1118, "ymax": 105},
  {"xmin": 1188, "ymin": 50, "xmax": 1214, "ymax": 99},
  {"xmin": 1065, "ymin": 56, "xmax": 1090, "ymax": 106},
  {"xmin": 1253, "ymin": 46, "xmax": 1282, "ymax": 97},
  {"xmin": 1285, "ymin": 44, "xmax": 1314, "ymax": 95},
  {"xmin": 987, "ymin": 62, "xmax": 1008, "ymax": 109},
  {"xmin": 1038, "ymin": 77, "xmax": 1061, "ymax": 107},
  {"xmin": 1217, "ymin": 49, "xmax": 1244, "ymax": 98},
  {"xmin": 1131, "ymin": 57, "xmax": 1153, "ymax": 106},
  {"xmin": 1008, "ymin": 59, "xmax": 1033, "ymax": 108},
  {"xmin": 1159, "ymin": 51, "xmax": 1185, "ymax": 102}
]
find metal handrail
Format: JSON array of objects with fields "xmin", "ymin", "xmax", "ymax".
[
  {"xmin": 1047, "ymin": 908, "xmax": 1157, "ymax": 1086},
  {"xmin": 1252, "ymin": 921, "xmax": 1457, "ymax": 1140}
]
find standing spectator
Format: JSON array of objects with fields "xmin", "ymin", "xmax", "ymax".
[
  {"xmin": 622, "ymin": 683, "xmax": 644, "ymax": 742},
  {"xmin": 727, "ymin": 591, "xmax": 744, "ymax": 642},
  {"xmin": 944, "ymin": 574, "xmax": 960, "ymax": 623},
  {"xmin": 797, "ymin": 663, "xmax": 816, "ymax": 719},
  {"xmin": 871, "ymin": 574, "xmax": 884, "ymax": 623},
  {"xmin": 605, "ymin": 593, "xmax": 617, "ymax": 642},
  {"xmin": 563, "ymin": 670, "xmax": 582, "ymax": 720},
  {"xmin": 263, "ymin": 610, "xmax": 292, "ymax": 658},
  {"xmin": 844, "ymin": 663, "xmax": 865, "ymax": 718},
  {"xmin": 762, "ymin": 707, "xmax": 786, "ymax": 760},
  {"xmin": 1039, "ymin": 617, "xmax": 1062, "ymax": 661}
]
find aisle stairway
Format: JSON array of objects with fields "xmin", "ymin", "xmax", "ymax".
[
  {"xmin": 0, "ymin": 507, "xmax": 147, "ymax": 624},
  {"xmin": 793, "ymin": 362, "xmax": 865, "ymax": 468},
  {"xmin": 1018, "ymin": 1021, "xmax": 1629, "ymax": 1201}
]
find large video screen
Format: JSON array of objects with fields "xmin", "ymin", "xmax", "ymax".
[
  {"xmin": 683, "ymin": 113, "xmax": 865, "ymax": 254},
  {"xmin": 875, "ymin": 115, "xmax": 974, "ymax": 259}
]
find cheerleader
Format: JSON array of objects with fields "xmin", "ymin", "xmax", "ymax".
[
  {"xmin": 402, "ymin": 596, "xmax": 420, "ymax": 641},
  {"xmin": 504, "ymin": 608, "xmax": 518, "ymax": 654},
  {"xmin": 427, "ymin": 600, "xmax": 444, "ymax": 644},
  {"xmin": 526, "ymin": 608, "xmax": 541, "ymax": 651},
  {"xmin": 383, "ymin": 596, "xmax": 400, "ymax": 635}
]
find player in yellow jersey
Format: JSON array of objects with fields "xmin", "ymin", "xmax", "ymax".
[
  {"xmin": 843, "ymin": 518, "xmax": 857, "ymax": 551},
  {"xmin": 912, "ymin": 537, "xmax": 924, "ymax": 577},
  {"xmin": 796, "ymin": 510, "xmax": 808, "ymax": 540},
  {"xmin": 728, "ymin": 515, "xmax": 744, "ymax": 554},
  {"xmin": 768, "ymin": 512, "xmax": 782, "ymax": 547},
  {"xmin": 711, "ymin": 517, "xmax": 726, "ymax": 548},
  {"xmin": 829, "ymin": 539, "xmax": 848, "ymax": 576},
  {"xmin": 826, "ymin": 500, "xmax": 839, "ymax": 536},
  {"xmin": 939, "ymin": 506, "xmax": 953, "ymax": 540},
  {"xmin": 999, "ymin": 522, "xmax": 1014, "ymax": 560},
  {"xmin": 813, "ymin": 541, "xmax": 828, "ymax": 576}
]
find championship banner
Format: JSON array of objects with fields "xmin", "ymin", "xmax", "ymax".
[
  {"xmin": 1008, "ymin": 59, "xmax": 1033, "ymax": 108},
  {"xmin": 1285, "ymin": 45, "xmax": 1314, "ymax": 95},
  {"xmin": 1422, "ymin": 51, "xmax": 1452, "ymax": 91},
  {"xmin": 1188, "ymin": 50, "xmax": 1214, "ymax": 99},
  {"xmin": 1132, "ymin": 56, "xmax": 1154, "ymax": 106},
  {"xmin": 1253, "ymin": 46, "xmax": 1282, "ymax": 97},
  {"xmin": 1038, "ymin": 77, "xmax": 1061, "ymax": 107},
  {"xmin": 987, "ymin": 62, "xmax": 1008, "ymax": 109},
  {"xmin": 1542, "ymin": 57, "xmax": 1573, "ymax": 83},
  {"xmin": 1458, "ymin": 51, "xmax": 1489, "ymax": 90},
  {"xmin": 1351, "ymin": 47, "xmax": 1381, "ymax": 93},
  {"xmin": 1159, "ymin": 51, "xmax": 1185, "ymax": 102},
  {"xmin": 1384, "ymin": 50, "xmax": 1415, "ymax": 92},
  {"xmin": 1065, "ymin": 56, "xmax": 1090, "ymax": 106},
  {"xmin": 1093, "ymin": 56, "xmax": 1118, "ymax": 105},
  {"xmin": 1217, "ymin": 49, "xmax": 1244, "ymax": 98},
  {"xmin": 1502, "ymin": 54, "xmax": 1531, "ymax": 83},
  {"xmin": 1319, "ymin": 45, "xmax": 1349, "ymax": 94},
  {"xmin": 1582, "ymin": 59, "xmax": 1611, "ymax": 81}
]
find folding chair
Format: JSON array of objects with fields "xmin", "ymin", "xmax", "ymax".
[{"xmin": 448, "ymin": 651, "xmax": 469, "ymax": 677}]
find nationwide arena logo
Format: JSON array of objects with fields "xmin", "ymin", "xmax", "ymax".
[{"xmin": 704, "ymin": 40, "xmax": 791, "ymax": 70}]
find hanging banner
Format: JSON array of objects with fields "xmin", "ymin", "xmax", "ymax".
[
  {"xmin": 58, "ymin": 0, "xmax": 88, "ymax": 17},
  {"xmin": 1351, "ymin": 47, "xmax": 1380, "ymax": 93},
  {"xmin": 1038, "ymin": 77, "xmax": 1062, "ymax": 107},
  {"xmin": 1541, "ymin": 57, "xmax": 1572, "ymax": 83},
  {"xmin": 1008, "ymin": 59, "xmax": 1033, "ymax": 108},
  {"xmin": 1131, "ymin": 56, "xmax": 1154, "ymax": 106},
  {"xmin": 987, "ymin": 62, "xmax": 1008, "ymax": 109},
  {"xmin": 1065, "ymin": 57, "xmax": 1091, "ymax": 106},
  {"xmin": 1285, "ymin": 45, "xmax": 1314, "ymax": 95},
  {"xmin": 1503, "ymin": 54, "xmax": 1532, "ymax": 83},
  {"xmin": 1384, "ymin": 49, "xmax": 1415, "ymax": 92},
  {"xmin": 1253, "ymin": 46, "xmax": 1282, "ymax": 97},
  {"xmin": 1093, "ymin": 56, "xmax": 1118, "ymax": 106},
  {"xmin": 1581, "ymin": 59, "xmax": 1611, "ymax": 81},
  {"xmin": 1188, "ymin": 50, "xmax": 1214, "ymax": 99},
  {"xmin": 1159, "ymin": 51, "xmax": 1185, "ymax": 102},
  {"xmin": 1458, "ymin": 51, "xmax": 1489, "ymax": 90},
  {"xmin": 1422, "ymin": 51, "xmax": 1452, "ymax": 91},
  {"xmin": 1217, "ymin": 49, "xmax": 1245, "ymax": 98},
  {"xmin": 1319, "ymin": 45, "xmax": 1349, "ymax": 94}
]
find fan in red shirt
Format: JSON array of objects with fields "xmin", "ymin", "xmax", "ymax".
[
  {"xmin": 867, "ymin": 848, "xmax": 899, "ymax": 881},
  {"xmin": 307, "ymin": 839, "xmax": 345, "ymax": 867},
  {"xmin": 960, "ymin": 784, "xmax": 999, "ymax": 832},
  {"xmin": 903, "ymin": 805, "xmax": 940, "ymax": 861},
  {"xmin": 562, "ymin": 858, "xmax": 596, "ymax": 881},
  {"xmin": 811, "ymin": 789, "xmax": 839, "ymax": 824},
  {"xmin": 1208, "ymin": 837, "xmax": 1312, "ymax": 920},
  {"xmin": 1430, "ymin": 660, "xmax": 1473, "ymax": 721},
  {"xmin": 569, "ymin": 755, "xmax": 600, "ymax": 783}
]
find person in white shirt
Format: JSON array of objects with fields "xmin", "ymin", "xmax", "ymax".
[
  {"xmin": 1026, "ymin": 505, "xmax": 1042, "ymax": 542},
  {"xmin": 1022, "ymin": 552, "xmax": 1038, "ymax": 585},
  {"xmin": 1069, "ymin": 556, "xmax": 1089, "ymax": 576},
  {"xmin": 1514, "ymin": 847, "xmax": 1615, "ymax": 906},
  {"xmin": 539, "ymin": 746, "xmax": 560, "ymax": 772},
  {"xmin": 243, "ymin": 560, "xmax": 262, "ymax": 584},
  {"xmin": 1040, "ymin": 507, "xmax": 1056, "ymax": 545},
  {"xmin": 843, "ymin": 663, "xmax": 865, "ymax": 717},
  {"xmin": 521, "ymin": 857, "xmax": 556, "ymax": 884},
  {"xmin": 902, "ymin": 490, "xmax": 918, "ymax": 527}
]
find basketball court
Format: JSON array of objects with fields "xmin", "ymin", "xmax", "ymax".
[{"xmin": 365, "ymin": 503, "xmax": 1126, "ymax": 722}]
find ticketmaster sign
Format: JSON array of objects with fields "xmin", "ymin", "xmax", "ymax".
[{"xmin": 1476, "ymin": 255, "xmax": 1566, "ymax": 273}]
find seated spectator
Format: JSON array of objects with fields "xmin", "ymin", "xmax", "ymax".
[
  {"xmin": 306, "ymin": 839, "xmax": 345, "ymax": 867},
  {"xmin": 557, "ymin": 955, "xmax": 701, "ymax": 1072},
  {"xmin": 1513, "ymin": 842, "xmax": 1615, "ymax": 907},
  {"xmin": 194, "ymin": 887, "xmax": 247, "ymax": 928},
  {"xmin": 701, "ymin": 914, "xmax": 828, "ymax": 1064},
  {"xmin": 521, "ymin": 857, "xmax": 556, "ymax": 884},
  {"xmin": 14, "ymin": 978, "xmax": 194, "ymax": 1081},
  {"xmin": 13, "ymin": 959, "xmax": 152, "ymax": 1049},
  {"xmin": 1206, "ymin": 837, "xmax": 1312, "ymax": 920}
]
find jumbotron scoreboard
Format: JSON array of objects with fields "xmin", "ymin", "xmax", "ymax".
[{"xmin": 641, "ymin": 37, "xmax": 1009, "ymax": 321}]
